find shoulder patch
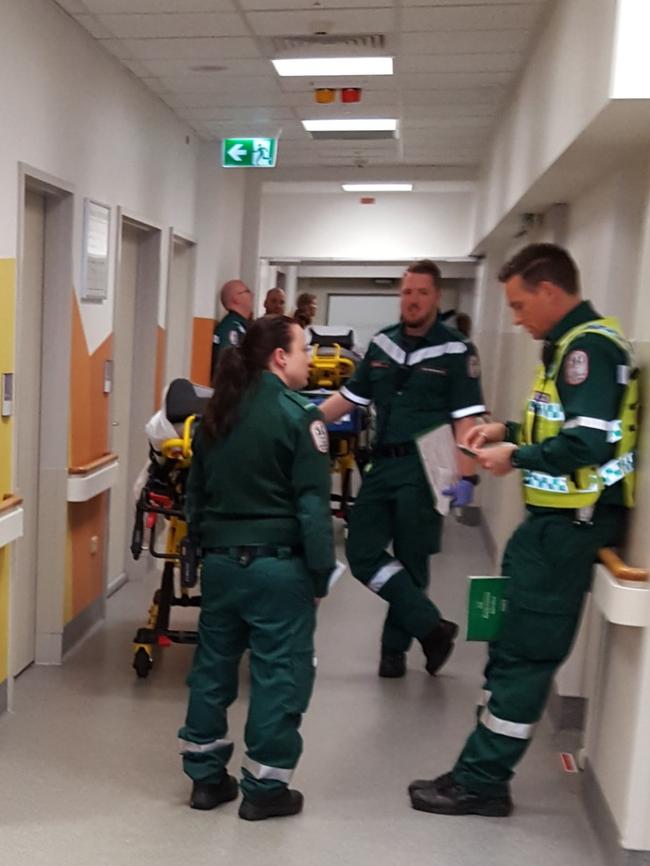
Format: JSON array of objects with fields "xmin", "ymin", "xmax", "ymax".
[
  {"xmin": 228, "ymin": 329, "xmax": 241, "ymax": 347},
  {"xmin": 309, "ymin": 420, "xmax": 329, "ymax": 454},
  {"xmin": 467, "ymin": 354, "xmax": 480, "ymax": 378},
  {"xmin": 565, "ymin": 349, "xmax": 589, "ymax": 385}
]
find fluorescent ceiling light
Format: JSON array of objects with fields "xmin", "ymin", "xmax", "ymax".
[
  {"xmin": 272, "ymin": 57, "xmax": 393, "ymax": 77},
  {"xmin": 302, "ymin": 118, "xmax": 397, "ymax": 132},
  {"xmin": 342, "ymin": 183, "xmax": 413, "ymax": 192}
]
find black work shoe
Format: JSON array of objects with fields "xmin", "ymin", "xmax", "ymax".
[
  {"xmin": 409, "ymin": 775, "xmax": 513, "ymax": 817},
  {"xmin": 378, "ymin": 651, "xmax": 406, "ymax": 678},
  {"xmin": 420, "ymin": 619, "xmax": 459, "ymax": 675},
  {"xmin": 190, "ymin": 774, "xmax": 239, "ymax": 810},
  {"xmin": 239, "ymin": 788, "xmax": 304, "ymax": 821},
  {"xmin": 408, "ymin": 771, "xmax": 455, "ymax": 796}
]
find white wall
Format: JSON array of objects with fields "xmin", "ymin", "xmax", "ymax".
[
  {"xmin": 0, "ymin": 0, "xmax": 205, "ymax": 351},
  {"xmin": 473, "ymin": 0, "xmax": 619, "ymax": 247},
  {"xmin": 259, "ymin": 188, "xmax": 477, "ymax": 261}
]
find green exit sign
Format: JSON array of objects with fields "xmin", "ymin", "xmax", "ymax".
[{"xmin": 222, "ymin": 138, "xmax": 278, "ymax": 168}]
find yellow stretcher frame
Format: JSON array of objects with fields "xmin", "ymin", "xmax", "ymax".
[{"xmin": 308, "ymin": 343, "xmax": 356, "ymax": 389}]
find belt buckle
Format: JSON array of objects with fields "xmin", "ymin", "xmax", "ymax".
[{"xmin": 237, "ymin": 547, "xmax": 252, "ymax": 567}]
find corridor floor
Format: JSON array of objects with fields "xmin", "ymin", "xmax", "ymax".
[{"xmin": 0, "ymin": 519, "xmax": 605, "ymax": 866}]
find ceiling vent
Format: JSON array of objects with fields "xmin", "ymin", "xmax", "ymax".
[{"xmin": 267, "ymin": 33, "xmax": 387, "ymax": 57}]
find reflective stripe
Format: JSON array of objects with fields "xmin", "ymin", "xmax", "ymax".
[
  {"xmin": 451, "ymin": 403, "xmax": 487, "ymax": 420},
  {"xmin": 340, "ymin": 385, "xmax": 371, "ymax": 407},
  {"xmin": 477, "ymin": 689, "xmax": 491, "ymax": 707},
  {"xmin": 243, "ymin": 756, "xmax": 294, "ymax": 784},
  {"xmin": 372, "ymin": 333, "xmax": 406, "ymax": 365},
  {"xmin": 480, "ymin": 708, "xmax": 536, "ymax": 740},
  {"xmin": 178, "ymin": 737, "xmax": 232, "ymax": 755},
  {"xmin": 617, "ymin": 365, "xmax": 630, "ymax": 384},
  {"xmin": 407, "ymin": 341, "xmax": 467, "ymax": 366},
  {"xmin": 528, "ymin": 399, "xmax": 565, "ymax": 421},
  {"xmin": 522, "ymin": 470, "xmax": 571, "ymax": 494},
  {"xmin": 368, "ymin": 560, "xmax": 403, "ymax": 593},
  {"xmin": 562, "ymin": 416, "xmax": 622, "ymax": 441},
  {"xmin": 599, "ymin": 451, "xmax": 635, "ymax": 486}
]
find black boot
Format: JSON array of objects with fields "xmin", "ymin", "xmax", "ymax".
[
  {"xmin": 420, "ymin": 619, "xmax": 458, "ymax": 675},
  {"xmin": 409, "ymin": 772, "xmax": 512, "ymax": 817},
  {"xmin": 378, "ymin": 651, "xmax": 406, "ymax": 678},
  {"xmin": 239, "ymin": 788, "xmax": 304, "ymax": 821},
  {"xmin": 190, "ymin": 774, "xmax": 239, "ymax": 810}
]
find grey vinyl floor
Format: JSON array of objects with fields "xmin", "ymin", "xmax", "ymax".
[{"xmin": 0, "ymin": 518, "xmax": 605, "ymax": 866}]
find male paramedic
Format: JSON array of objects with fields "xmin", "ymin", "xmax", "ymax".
[
  {"xmin": 409, "ymin": 243, "xmax": 636, "ymax": 817},
  {"xmin": 211, "ymin": 279, "xmax": 253, "ymax": 383},
  {"xmin": 320, "ymin": 259, "xmax": 486, "ymax": 678}
]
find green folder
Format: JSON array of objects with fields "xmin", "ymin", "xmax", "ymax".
[{"xmin": 466, "ymin": 576, "xmax": 510, "ymax": 641}]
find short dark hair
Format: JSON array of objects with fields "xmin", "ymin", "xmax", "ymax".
[
  {"xmin": 405, "ymin": 259, "xmax": 441, "ymax": 290},
  {"xmin": 498, "ymin": 243, "xmax": 580, "ymax": 295}
]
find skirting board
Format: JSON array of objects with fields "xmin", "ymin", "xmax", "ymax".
[
  {"xmin": 582, "ymin": 761, "xmax": 650, "ymax": 865},
  {"xmin": 62, "ymin": 595, "xmax": 105, "ymax": 657}
]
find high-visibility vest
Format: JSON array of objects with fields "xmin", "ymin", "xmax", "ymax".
[{"xmin": 520, "ymin": 317, "xmax": 638, "ymax": 509}]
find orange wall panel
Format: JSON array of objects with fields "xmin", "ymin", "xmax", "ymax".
[
  {"xmin": 69, "ymin": 293, "xmax": 112, "ymax": 467},
  {"xmin": 190, "ymin": 317, "xmax": 214, "ymax": 386},
  {"xmin": 67, "ymin": 494, "xmax": 108, "ymax": 621}
]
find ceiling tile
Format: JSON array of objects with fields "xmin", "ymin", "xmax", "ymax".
[
  {"xmin": 84, "ymin": 0, "xmax": 235, "ymax": 11},
  {"xmin": 241, "ymin": 0, "xmax": 392, "ymax": 8},
  {"xmin": 402, "ymin": 4, "xmax": 542, "ymax": 32},
  {"xmin": 119, "ymin": 36, "xmax": 261, "ymax": 59},
  {"xmin": 178, "ymin": 105, "xmax": 295, "ymax": 121},
  {"xmin": 398, "ymin": 52, "xmax": 523, "ymax": 74},
  {"xmin": 53, "ymin": 0, "xmax": 90, "ymax": 12},
  {"xmin": 163, "ymin": 91, "xmax": 292, "ymax": 107},
  {"xmin": 246, "ymin": 8, "xmax": 394, "ymax": 37},
  {"xmin": 157, "ymin": 73, "xmax": 282, "ymax": 93},
  {"xmin": 397, "ymin": 71, "xmax": 512, "ymax": 89},
  {"xmin": 72, "ymin": 13, "xmax": 114, "ymax": 37},
  {"xmin": 400, "ymin": 29, "xmax": 531, "ymax": 53},
  {"xmin": 95, "ymin": 12, "xmax": 247, "ymax": 38},
  {"xmin": 137, "ymin": 57, "xmax": 271, "ymax": 76}
]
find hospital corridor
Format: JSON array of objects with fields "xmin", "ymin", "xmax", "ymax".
[{"xmin": 2, "ymin": 0, "xmax": 650, "ymax": 864}]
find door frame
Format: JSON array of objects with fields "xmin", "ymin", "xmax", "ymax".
[
  {"xmin": 106, "ymin": 209, "xmax": 163, "ymax": 596},
  {"xmin": 14, "ymin": 163, "xmax": 74, "ymax": 682},
  {"xmin": 164, "ymin": 228, "xmax": 197, "ymax": 384}
]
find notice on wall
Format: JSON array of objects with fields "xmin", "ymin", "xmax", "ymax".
[{"xmin": 81, "ymin": 199, "xmax": 111, "ymax": 302}]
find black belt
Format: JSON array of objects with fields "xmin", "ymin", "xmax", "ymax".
[
  {"xmin": 373, "ymin": 441, "xmax": 417, "ymax": 458},
  {"xmin": 205, "ymin": 544, "xmax": 302, "ymax": 566}
]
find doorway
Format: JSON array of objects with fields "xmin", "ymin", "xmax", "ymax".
[
  {"xmin": 107, "ymin": 217, "xmax": 161, "ymax": 594},
  {"xmin": 164, "ymin": 234, "xmax": 196, "ymax": 384},
  {"xmin": 13, "ymin": 171, "xmax": 73, "ymax": 673}
]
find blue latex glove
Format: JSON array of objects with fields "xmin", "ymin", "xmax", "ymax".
[{"xmin": 442, "ymin": 479, "xmax": 474, "ymax": 508}]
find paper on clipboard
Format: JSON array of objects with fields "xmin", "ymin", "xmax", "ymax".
[{"xmin": 415, "ymin": 424, "xmax": 459, "ymax": 517}]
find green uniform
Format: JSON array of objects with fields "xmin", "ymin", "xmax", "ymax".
[
  {"xmin": 341, "ymin": 319, "xmax": 485, "ymax": 654},
  {"xmin": 211, "ymin": 311, "xmax": 248, "ymax": 382},
  {"xmin": 178, "ymin": 372, "xmax": 335, "ymax": 801},
  {"xmin": 453, "ymin": 301, "xmax": 630, "ymax": 797}
]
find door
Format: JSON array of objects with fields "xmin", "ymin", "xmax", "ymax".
[
  {"xmin": 13, "ymin": 190, "xmax": 46, "ymax": 675},
  {"xmin": 165, "ymin": 237, "xmax": 195, "ymax": 383},
  {"xmin": 107, "ymin": 221, "xmax": 160, "ymax": 591}
]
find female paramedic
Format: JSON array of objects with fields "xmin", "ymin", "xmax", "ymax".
[{"xmin": 178, "ymin": 315, "xmax": 335, "ymax": 821}]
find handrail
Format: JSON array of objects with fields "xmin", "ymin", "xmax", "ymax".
[
  {"xmin": 598, "ymin": 548, "xmax": 649, "ymax": 583},
  {"xmin": 68, "ymin": 452, "xmax": 118, "ymax": 476},
  {"xmin": 0, "ymin": 494, "xmax": 23, "ymax": 514}
]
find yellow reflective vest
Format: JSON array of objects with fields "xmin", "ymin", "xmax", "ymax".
[{"xmin": 519, "ymin": 317, "xmax": 638, "ymax": 509}]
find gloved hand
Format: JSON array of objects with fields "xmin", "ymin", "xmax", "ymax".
[{"xmin": 442, "ymin": 478, "xmax": 474, "ymax": 508}]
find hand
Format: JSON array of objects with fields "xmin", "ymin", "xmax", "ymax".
[
  {"xmin": 475, "ymin": 443, "xmax": 518, "ymax": 476},
  {"xmin": 442, "ymin": 478, "xmax": 474, "ymax": 508},
  {"xmin": 464, "ymin": 422, "xmax": 506, "ymax": 451}
]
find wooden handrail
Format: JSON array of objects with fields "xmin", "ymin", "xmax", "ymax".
[
  {"xmin": 598, "ymin": 548, "xmax": 649, "ymax": 583},
  {"xmin": 0, "ymin": 494, "xmax": 23, "ymax": 514},
  {"xmin": 68, "ymin": 452, "xmax": 118, "ymax": 476}
]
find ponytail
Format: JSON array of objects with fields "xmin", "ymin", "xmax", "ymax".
[{"xmin": 202, "ymin": 315, "xmax": 295, "ymax": 441}]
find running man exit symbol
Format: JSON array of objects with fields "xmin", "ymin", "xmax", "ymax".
[{"xmin": 222, "ymin": 138, "xmax": 278, "ymax": 168}]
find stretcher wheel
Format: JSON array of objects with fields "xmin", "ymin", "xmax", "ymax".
[{"xmin": 133, "ymin": 648, "xmax": 153, "ymax": 679}]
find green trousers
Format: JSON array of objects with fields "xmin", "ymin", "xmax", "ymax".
[
  {"xmin": 178, "ymin": 551, "xmax": 316, "ymax": 801},
  {"xmin": 453, "ymin": 506, "xmax": 626, "ymax": 796},
  {"xmin": 345, "ymin": 454, "xmax": 443, "ymax": 653}
]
